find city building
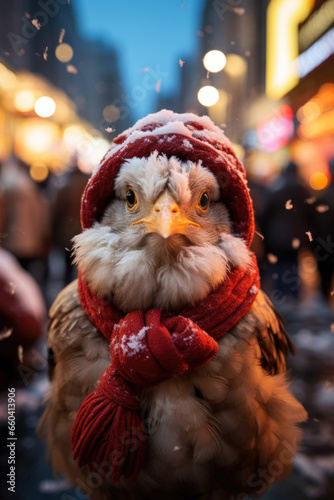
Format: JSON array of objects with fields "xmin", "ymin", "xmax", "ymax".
[{"xmin": 0, "ymin": 0, "xmax": 131, "ymax": 135}]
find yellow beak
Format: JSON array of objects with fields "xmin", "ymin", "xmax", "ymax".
[{"xmin": 131, "ymin": 190, "xmax": 199, "ymax": 238}]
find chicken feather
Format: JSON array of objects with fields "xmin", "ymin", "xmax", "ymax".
[{"xmin": 38, "ymin": 154, "xmax": 307, "ymax": 500}]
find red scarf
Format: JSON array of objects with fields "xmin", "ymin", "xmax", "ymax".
[{"xmin": 71, "ymin": 255, "xmax": 260, "ymax": 482}]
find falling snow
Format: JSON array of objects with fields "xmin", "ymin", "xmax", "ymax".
[
  {"xmin": 0, "ymin": 328, "xmax": 13, "ymax": 341},
  {"xmin": 267, "ymin": 253, "xmax": 278, "ymax": 264},
  {"xmin": 325, "ymin": 380, "xmax": 332, "ymax": 391},
  {"xmin": 233, "ymin": 8, "xmax": 246, "ymax": 16},
  {"xmin": 66, "ymin": 65, "xmax": 78, "ymax": 74},
  {"xmin": 59, "ymin": 29, "xmax": 65, "ymax": 43},
  {"xmin": 292, "ymin": 238, "xmax": 301, "ymax": 249},
  {"xmin": 39, "ymin": 478, "xmax": 73, "ymax": 494},
  {"xmin": 18, "ymin": 345, "xmax": 23, "ymax": 363},
  {"xmin": 31, "ymin": 19, "xmax": 41, "ymax": 30},
  {"xmin": 315, "ymin": 205, "xmax": 329, "ymax": 213},
  {"xmin": 305, "ymin": 231, "xmax": 313, "ymax": 242}
]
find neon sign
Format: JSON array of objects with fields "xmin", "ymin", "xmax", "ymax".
[
  {"xmin": 266, "ymin": 0, "xmax": 315, "ymax": 100},
  {"xmin": 256, "ymin": 105, "xmax": 294, "ymax": 152},
  {"xmin": 295, "ymin": 27, "xmax": 334, "ymax": 78}
]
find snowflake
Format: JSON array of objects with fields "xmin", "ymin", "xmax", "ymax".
[
  {"xmin": 31, "ymin": 19, "xmax": 41, "ymax": 30},
  {"xmin": 121, "ymin": 326, "xmax": 150, "ymax": 357},
  {"xmin": 183, "ymin": 139, "xmax": 192, "ymax": 149},
  {"xmin": 305, "ymin": 231, "xmax": 313, "ymax": 242},
  {"xmin": 267, "ymin": 253, "xmax": 278, "ymax": 264}
]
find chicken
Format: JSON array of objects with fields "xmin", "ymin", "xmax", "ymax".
[{"xmin": 38, "ymin": 110, "xmax": 307, "ymax": 500}]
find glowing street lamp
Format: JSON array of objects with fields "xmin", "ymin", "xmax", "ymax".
[
  {"xmin": 34, "ymin": 96, "xmax": 56, "ymax": 118},
  {"xmin": 197, "ymin": 85, "xmax": 219, "ymax": 107},
  {"xmin": 203, "ymin": 50, "xmax": 226, "ymax": 73}
]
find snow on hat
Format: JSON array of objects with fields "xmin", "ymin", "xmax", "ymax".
[{"xmin": 81, "ymin": 109, "xmax": 255, "ymax": 247}]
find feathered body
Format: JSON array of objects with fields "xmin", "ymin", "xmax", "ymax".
[{"xmin": 38, "ymin": 112, "xmax": 307, "ymax": 500}]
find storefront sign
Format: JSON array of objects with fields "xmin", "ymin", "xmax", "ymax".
[{"xmin": 266, "ymin": 0, "xmax": 315, "ymax": 100}]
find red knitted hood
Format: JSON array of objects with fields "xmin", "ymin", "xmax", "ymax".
[{"xmin": 81, "ymin": 110, "xmax": 255, "ymax": 247}]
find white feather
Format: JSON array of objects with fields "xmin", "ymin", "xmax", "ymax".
[{"xmin": 218, "ymin": 232, "xmax": 253, "ymax": 269}]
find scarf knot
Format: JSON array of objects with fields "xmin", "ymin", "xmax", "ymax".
[{"xmin": 111, "ymin": 309, "xmax": 218, "ymax": 385}]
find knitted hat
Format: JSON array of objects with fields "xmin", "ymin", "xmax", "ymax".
[{"xmin": 81, "ymin": 110, "xmax": 255, "ymax": 247}]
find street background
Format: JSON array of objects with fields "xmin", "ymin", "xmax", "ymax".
[{"xmin": 1, "ymin": 1, "xmax": 334, "ymax": 499}]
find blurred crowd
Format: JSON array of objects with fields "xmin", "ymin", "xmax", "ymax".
[
  {"xmin": 0, "ymin": 156, "xmax": 89, "ymax": 389},
  {"xmin": 247, "ymin": 151, "xmax": 334, "ymax": 307},
  {"xmin": 0, "ymin": 149, "xmax": 334, "ymax": 390}
]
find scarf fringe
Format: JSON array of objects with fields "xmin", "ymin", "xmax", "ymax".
[{"xmin": 71, "ymin": 368, "xmax": 147, "ymax": 482}]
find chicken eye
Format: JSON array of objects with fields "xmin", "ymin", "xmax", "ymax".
[
  {"xmin": 197, "ymin": 190, "xmax": 210, "ymax": 213},
  {"xmin": 126, "ymin": 187, "xmax": 138, "ymax": 211}
]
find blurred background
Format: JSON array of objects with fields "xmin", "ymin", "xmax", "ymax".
[{"xmin": 0, "ymin": 0, "xmax": 334, "ymax": 499}]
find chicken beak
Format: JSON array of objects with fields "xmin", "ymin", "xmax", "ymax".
[{"xmin": 130, "ymin": 190, "xmax": 199, "ymax": 238}]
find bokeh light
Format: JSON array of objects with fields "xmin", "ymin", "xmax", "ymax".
[
  {"xmin": 14, "ymin": 90, "xmax": 35, "ymax": 112},
  {"xmin": 309, "ymin": 171, "xmax": 328, "ymax": 190},
  {"xmin": 55, "ymin": 43, "xmax": 74, "ymax": 63},
  {"xmin": 102, "ymin": 105, "xmax": 120, "ymax": 122},
  {"xmin": 224, "ymin": 54, "xmax": 247, "ymax": 78},
  {"xmin": 0, "ymin": 63, "xmax": 16, "ymax": 91},
  {"xmin": 29, "ymin": 163, "xmax": 49, "ymax": 182},
  {"xmin": 64, "ymin": 125, "xmax": 85, "ymax": 148},
  {"xmin": 34, "ymin": 96, "xmax": 56, "ymax": 118},
  {"xmin": 77, "ymin": 137, "xmax": 110, "ymax": 173},
  {"xmin": 297, "ymin": 101, "xmax": 321, "ymax": 123},
  {"xmin": 197, "ymin": 86, "xmax": 219, "ymax": 107},
  {"xmin": 203, "ymin": 50, "xmax": 226, "ymax": 73},
  {"xmin": 22, "ymin": 123, "xmax": 56, "ymax": 154}
]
